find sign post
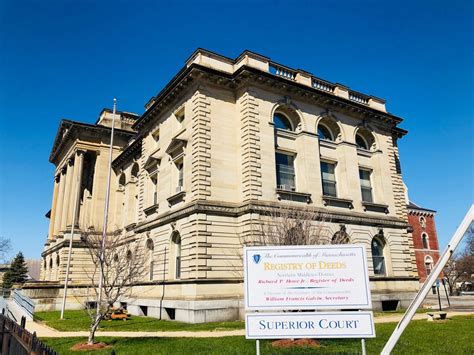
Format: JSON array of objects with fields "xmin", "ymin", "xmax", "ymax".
[{"xmin": 244, "ymin": 244, "xmax": 375, "ymax": 352}]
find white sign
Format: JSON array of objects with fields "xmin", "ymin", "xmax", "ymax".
[
  {"xmin": 244, "ymin": 245, "xmax": 372, "ymax": 310},
  {"xmin": 245, "ymin": 311, "xmax": 375, "ymax": 339}
]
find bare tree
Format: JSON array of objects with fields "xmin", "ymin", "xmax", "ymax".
[
  {"xmin": 79, "ymin": 229, "xmax": 146, "ymax": 345},
  {"xmin": 443, "ymin": 234, "xmax": 474, "ymax": 295},
  {"xmin": 246, "ymin": 204, "xmax": 336, "ymax": 247},
  {"xmin": 0, "ymin": 237, "xmax": 11, "ymax": 263}
]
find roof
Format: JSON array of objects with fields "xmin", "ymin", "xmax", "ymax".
[
  {"xmin": 49, "ymin": 119, "xmax": 135, "ymax": 164},
  {"xmin": 407, "ymin": 200, "xmax": 436, "ymax": 214}
]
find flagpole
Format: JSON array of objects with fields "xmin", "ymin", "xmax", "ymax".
[{"xmin": 95, "ymin": 98, "xmax": 117, "ymax": 319}]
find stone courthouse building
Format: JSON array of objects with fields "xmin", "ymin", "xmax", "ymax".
[{"xmin": 31, "ymin": 49, "xmax": 420, "ymax": 321}]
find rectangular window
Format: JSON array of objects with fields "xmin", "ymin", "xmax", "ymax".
[
  {"xmin": 177, "ymin": 163, "xmax": 183, "ymax": 189},
  {"xmin": 275, "ymin": 152, "xmax": 295, "ymax": 191},
  {"xmin": 321, "ymin": 161, "xmax": 337, "ymax": 197},
  {"xmin": 359, "ymin": 169, "xmax": 373, "ymax": 202}
]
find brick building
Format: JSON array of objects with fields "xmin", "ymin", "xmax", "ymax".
[{"xmin": 407, "ymin": 201, "xmax": 441, "ymax": 282}]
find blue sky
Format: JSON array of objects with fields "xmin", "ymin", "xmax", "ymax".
[{"xmin": 0, "ymin": 0, "xmax": 472, "ymax": 260}]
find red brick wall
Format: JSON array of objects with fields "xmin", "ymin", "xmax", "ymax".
[{"xmin": 408, "ymin": 212, "xmax": 441, "ymax": 282}]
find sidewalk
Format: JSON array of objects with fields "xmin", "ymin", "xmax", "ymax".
[{"xmin": 26, "ymin": 311, "xmax": 473, "ymax": 338}]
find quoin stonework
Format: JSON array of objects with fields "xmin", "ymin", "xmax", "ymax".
[{"xmin": 25, "ymin": 49, "xmax": 422, "ymax": 322}]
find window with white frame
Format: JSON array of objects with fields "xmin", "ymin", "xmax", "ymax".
[
  {"xmin": 359, "ymin": 168, "xmax": 373, "ymax": 202},
  {"xmin": 275, "ymin": 152, "xmax": 296, "ymax": 191},
  {"xmin": 177, "ymin": 162, "xmax": 184, "ymax": 192},
  {"xmin": 320, "ymin": 161, "xmax": 337, "ymax": 197},
  {"xmin": 371, "ymin": 237, "xmax": 386, "ymax": 275},
  {"xmin": 146, "ymin": 239, "xmax": 154, "ymax": 281},
  {"xmin": 424, "ymin": 255, "xmax": 433, "ymax": 276}
]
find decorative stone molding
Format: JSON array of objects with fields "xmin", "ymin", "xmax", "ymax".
[
  {"xmin": 362, "ymin": 202, "xmax": 389, "ymax": 214},
  {"xmin": 322, "ymin": 196, "xmax": 354, "ymax": 209},
  {"xmin": 134, "ymin": 200, "xmax": 409, "ymax": 233},
  {"xmin": 276, "ymin": 189, "xmax": 311, "ymax": 203},
  {"xmin": 167, "ymin": 191, "xmax": 186, "ymax": 207}
]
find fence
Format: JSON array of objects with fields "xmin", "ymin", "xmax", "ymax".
[{"xmin": 0, "ymin": 310, "xmax": 56, "ymax": 355}]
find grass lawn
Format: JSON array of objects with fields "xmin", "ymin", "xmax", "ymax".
[
  {"xmin": 41, "ymin": 315, "xmax": 474, "ymax": 354},
  {"xmin": 34, "ymin": 310, "xmax": 245, "ymax": 332},
  {"xmin": 35, "ymin": 308, "xmax": 431, "ymax": 332}
]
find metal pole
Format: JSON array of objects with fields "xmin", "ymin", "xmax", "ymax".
[
  {"xmin": 95, "ymin": 98, "xmax": 117, "ymax": 318},
  {"xmin": 60, "ymin": 155, "xmax": 83, "ymax": 319},
  {"xmin": 256, "ymin": 339, "xmax": 260, "ymax": 355},
  {"xmin": 361, "ymin": 338, "xmax": 366, "ymax": 355},
  {"xmin": 442, "ymin": 279, "xmax": 451, "ymax": 308},
  {"xmin": 381, "ymin": 205, "xmax": 473, "ymax": 355},
  {"xmin": 437, "ymin": 282, "xmax": 442, "ymax": 311}
]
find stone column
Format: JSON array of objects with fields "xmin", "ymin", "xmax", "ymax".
[
  {"xmin": 67, "ymin": 150, "xmax": 85, "ymax": 228},
  {"xmin": 48, "ymin": 175, "xmax": 60, "ymax": 239},
  {"xmin": 60, "ymin": 158, "xmax": 74, "ymax": 232},
  {"xmin": 53, "ymin": 167, "xmax": 67, "ymax": 235}
]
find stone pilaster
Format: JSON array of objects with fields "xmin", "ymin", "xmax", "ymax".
[
  {"xmin": 53, "ymin": 167, "xmax": 67, "ymax": 235},
  {"xmin": 48, "ymin": 175, "xmax": 60, "ymax": 239},
  {"xmin": 60, "ymin": 158, "xmax": 74, "ymax": 232},
  {"xmin": 191, "ymin": 88, "xmax": 211, "ymax": 200},
  {"xmin": 238, "ymin": 90, "xmax": 262, "ymax": 201},
  {"xmin": 67, "ymin": 150, "xmax": 85, "ymax": 228}
]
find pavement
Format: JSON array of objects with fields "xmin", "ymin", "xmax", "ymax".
[{"xmin": 26, "ymin": 310, "xmax": 474, "ymax": 338}]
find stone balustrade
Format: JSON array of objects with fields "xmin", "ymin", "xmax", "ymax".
[{"xmin": 186, "ymin": 49, "xmax": 387, "ymax": 112}]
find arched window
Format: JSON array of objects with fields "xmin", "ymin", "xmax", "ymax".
[
  {"xmin": 332, "ymin": 227, "xmax": 349, "ymax": 244},
  {"xmin": 424, "ymin": 255, "xmax": 433, "ymax": 276},
  {"xmin": 171, "ymin": 232, "xmax": 182, "ymax": 279},
  {"xmin": 318, "ymin": 124, "xmax": 333, "ymax": 141},
  {"xmin": 273, "ymin": 112, "xmax": 293, "ymax": 131},
  {"xmin": 118, "ymin": 173, "xmax": 126, "ymax": 190},
  {"xmin": 317, "ymin": 117, "xmax": 341, "ymax": 142},
  {"xmin": 49, "ymin": 258, "xmax": 53, "ymax": 269},
  {"xmin": 422, "ymin": 233, "xmax": 429, "ymax": 249},
  {"xmin": 43, "ymin": 258, "xmax": 47, "ymax": 270},
  {"xmin": 146, "ymin": 239, "xmax": 154, "ymax": 281},
  {"xmin": 356, "ymin": 133, "xmax": 369, "ymax": 150},
  {"xmin": 355, "ymin": 127, "xmax": 376, "ymax": 151},
  {"xmin": 131, "ymin": 163, "xmax": 139, "ymax": 181},
  {"xmin": 419, "ymin": 216, "xmax": 426, "ymax": 229},
  {"xmin": 371, "ymin": 237, "xmax": 386, "ymax": 275},
  {"xmin": 56, "ymin": 254, "xmax": 60, "ymax": 266}
]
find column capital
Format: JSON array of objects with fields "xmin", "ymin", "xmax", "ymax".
[
  {"xmin": 61, "ymin": 166, "xmax": 67, "ymax": 174},
  {"xmin": 67, "ymin": 157, "xmax": 74, "ymax": 166},
  {"xmin": 76, "ymin": 149, "xmax": 87, "ymax": 157},
  {"xmin": 54, "ymin": 174, "xmax": 60, "ymax": 183}
]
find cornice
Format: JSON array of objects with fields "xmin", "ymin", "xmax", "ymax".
[
  {"xmin": 133, "ymin": 63, "xmax": 406, "ymax": 136},
  {"xmin": 112, "ymin": 138, "xmax": 143, "ymax": 170},
  {"xmin": 50, "ymin": 120, "xmax": 135, "ymax": 164},
  {"xmin": 135, "ymin": 200, "xmax": 409, "ymax": 233}
]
